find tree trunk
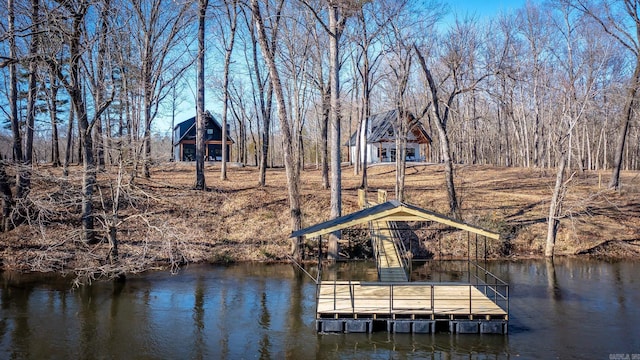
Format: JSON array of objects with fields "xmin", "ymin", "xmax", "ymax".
[
  {"xmin": 609, "ymin": 62, "xmax": 640, "ymax": 189},
  {"xmin": 77, "ymin": 99, "xmax": 96, "ymax": 244},
  {"xmin": 63, "ymin": 104, "xmax": 75, "ymax": 177},
  {"xmin": 25, "ymin": 0, "xmax": 39, "ymax": 186},
  {"xmin": 195, "ymin": 0, "xmax": 208, "ymax": 190},
  {"xmin": 8, "ymin": 0, "xmax": 21, "ymax": 166},
  {"xmin": 320, "ymin": 88, "xmax": 329, "ymax": 190},
  {"xmin": 50, "ymin": 1, "xmax": 97, "ymax": 242},
  {"xmin": 50, "ymin": 76, "xmax": 61, "ymax": 167},
  {"xmin": 251, "ymin": 15, "xmax": 274, "ymax": 186},
  {"xmin": 436, "ymin": 119, "xmax": 459, "ymax": 218},
  {"xmin": 545, "ymin": 149, "xmax": 567, "ymax": 258},
  {"xmin": 143, "ymin": 80, "xmax": 153, "ymax": 178},
  {"xmin": 221, "ymin": 1, "xmax": 237, "ymax": 181},
  {"xmin": 415, "ymin": 46, "xmax": 460, "ymax": 219},
  {"xmin": 108, "ymin": 221, "xmax": 118, "ymax": 264},
  {"xmin": 95, "ymin": 115, "xmax": 105, "ymax": 170},
  {"xmin": 95, "ymin": 5, "xmax": 107, "ymax": 173},
  {"xmin": 395, "ymin": 109, "xmax": 410, "ymax": 203},
  {"xmin": 0, "ymin": 156, "xmax": 13, "ymax": 232},
  {"xmin": 359, "ymin": 56, "xmax": 370, "ymax": 190},
  {"xmin": 251, "ymin": 0, "xmax": 303, "ymax": 260},
  {"xmin": 9, "ymin": 0, "xmax": 27, "ymax": 199},
  {"xmin": 258, "ymin": 86, "xmax": 272, "ymax": 187},
  {"xmin": 328, "ymin": 4, "xmax": 342, "ymax": 261}
]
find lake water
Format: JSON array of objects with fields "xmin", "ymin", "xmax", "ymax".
[{"xmin": 1, "ymin": 259, "xmax": 639, "ymax": 359}]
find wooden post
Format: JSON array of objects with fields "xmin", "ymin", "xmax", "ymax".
[
  {"xmin": 377, "ymin": 189, "xmax": 387, "ymax": 203},
  {"xmin": 598, "ymin": 171, "xmax": 602, "ymax": 189},
  {"xmin": 358, "ymin": 188, "xmax": 366, "ymax": 209},
  {"xmin": 318, "ymin": 235, "xmax": 322, "ymax": 272}
]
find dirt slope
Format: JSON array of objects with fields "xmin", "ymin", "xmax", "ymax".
[{"xmin": 1, "ymin": 162, "xmax": 638, "ymax": 280}]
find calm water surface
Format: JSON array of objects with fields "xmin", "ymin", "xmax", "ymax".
[{"xmin": 1, "ymin": 259, "xmax": 639, "ymax": 359}]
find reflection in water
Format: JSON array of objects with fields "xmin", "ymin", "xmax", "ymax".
[
  {"xmin": 613, "ymin": 262, "xmax": 626, "ymax": 309},
  {"xmin": 259, "ymin": 291, "xmax": 270, "ymax": 329},
  {"xmin": 255, "ymin": 273, "xmax": 274, "ymax": 358},
  {"xmin": 545, "ymin": 258, "xmax": 562, "ymax": 300},
  {"xmin": 7, "ymin": 281, "xmax": 33, "ymax": 358},
  {"xmin": 79, "ymin": 286, "xmax": 98, "ymax": 359},
  {"xmin": 259, "ymin": 290, "xmax": 271, "ymax": 360},
  {"xmin": 193, "ymin": 275, "xmax": 205, "ymax": 359},
  {"xmin": 0, "ymin": 260, "xmax": 639, "ymax": 359}
]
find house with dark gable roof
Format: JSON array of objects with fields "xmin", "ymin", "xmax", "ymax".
[
  {"xmin": 173, "ymin": 111, "xmax": 234, "ymax": 162},
  {"xmin": 347, "ymin": 109, "xmax": 432, "ymax": 164}
]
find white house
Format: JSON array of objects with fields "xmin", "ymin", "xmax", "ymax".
[{"xmin": 347, "ymin": 109, "xmax": 432, "ymax": 164}]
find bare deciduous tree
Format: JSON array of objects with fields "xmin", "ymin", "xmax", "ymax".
[
  {"xmin": 302, "ymin": 0, "xmax": 351, "ymax": 260},
  {"xmin": 128, "ymin": 0, "xmax": 193, "ymax": 179},
  {"xmin": 7, "ymin": 0, "xmax": 27, "ymax": 200},
  {"xmin": 51, "ymin": 0, "xmax": 115, "ymax": 243},
  {"xmin": 195, "ymin": 0, "xmax": 208, "ymax": 190},
  {"xmin": 251, "ymin": 0, "xmax": 303, "ymax": 259},
  {"xmin": 218, "ymin": 0, "xmax": 238, "ymax": 180},
  {"xmin": 241, "ymin": 2, "xmax": 281, "ymax": 186},
  {"xmin": 415, "ymin": 19, "xmax": 487, "ymax": 219},
  {"xmin": 573, "ymin": 0, "xmax": 640, "ymax": 190}
]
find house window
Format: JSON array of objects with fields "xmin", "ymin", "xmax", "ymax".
[
  {"xmin": 182, "ymin": 144, "xmax": 196, "ymax": 161},
  {"xmin": 387, "ymin": 128, "xmax": 394, "ymax": 137},
  {"xmin": 381, "ymin": 148, "xmax": 387, "ymax": 160},
  {"xmin": 207, "ymin": 129, "xmax": 214, "ymax": 135},
  {"xmin": 406, "ymin": 147, "xmax": 416, "ymax": 161}
]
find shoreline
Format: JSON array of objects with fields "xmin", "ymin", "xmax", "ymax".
[{"xmin": 1, "ymin": 162, "xmax": 638, "ymax": 281}]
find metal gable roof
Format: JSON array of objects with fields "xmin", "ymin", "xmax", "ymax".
[
  {"xmin": 290, "ymin": 200, "xmax": 500, "ymax": 240},
  {"xmin": 174, "ymin": 111, "xmax": 234, "ymax": 144},
  {"xmin": 346, "ymin": 109, "xmax": 432, "ymax": 146}
]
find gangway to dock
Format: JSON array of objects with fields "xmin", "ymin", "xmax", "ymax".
[
  {"xmin": 290, "ymin": 195, "xmax": 509, "ymax": 334},
  {"xmin": 370, "ymin": 220, "xmax": 409, "ymax": 282}
]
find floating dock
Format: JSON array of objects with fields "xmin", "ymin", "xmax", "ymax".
[
  {"xmin": 291, "ymin": 195, "xmax": 509, "ymax": 334},
  {"xmin": 316, "ymin": 281, "xmax": 508, "ymax": 334}
]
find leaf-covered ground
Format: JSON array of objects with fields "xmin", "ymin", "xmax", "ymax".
[{"xmin": 1, "ymin": 162, "xmax": 638, "ymax": 282}]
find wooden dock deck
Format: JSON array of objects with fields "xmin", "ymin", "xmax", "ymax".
[{"xmin": 317, "ymin": 281, "xmax": 507, "ymax": 319}]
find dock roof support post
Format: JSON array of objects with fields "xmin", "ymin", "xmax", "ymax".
[
  {"xmin": 475, "ymin": 234, "xmax": 478, "ymax": 264},
  {"xmin": 467, "ymin": 232, "xmax": 471, "ymax": 283},
  {"xmin": 484, "ymin": 235, "xmax": 488, "ymax": 269},
  {"xmin": 377, "ymin": 189, "xmax": 387, "ymax": 203},
  {"xmin": 358, "ymin": 188, "xmax": 366, "ymax": 209},
  {"xmin": 317, "ymin": 235, "xmax": 322, "ymax": 279},
  {"xmin": 475, "ymin": 234, "xmax": 479, "ymax": 283}
]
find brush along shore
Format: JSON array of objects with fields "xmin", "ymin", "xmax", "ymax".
[{"xmin": 1, "ymin": 162, "xmax": 638, "ymax": 283}]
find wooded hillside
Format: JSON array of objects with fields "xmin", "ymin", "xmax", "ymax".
[
  {"xmin": 1, "ymin": 0, "xmax": 640, "ymax": 276},
  {"xmin": 0, "ymin": 163, "xmax": 638, "ymax": 283}
]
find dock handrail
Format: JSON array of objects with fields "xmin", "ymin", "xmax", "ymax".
[
  {"xmin": 369, "ymin": 221, "xmax": 383, "ymax": 280},
  {"xmin": 388, "ymin": 221, "xmax": 411, "ymax": 279},
  {"xmin": 468, "ymin": 260, "xmax": 509, "ymax": 316}
]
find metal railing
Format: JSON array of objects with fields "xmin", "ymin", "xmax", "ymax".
[
  {"xmin": 468, "ymin": 260, "xmax": 510, "ymax": 317},
  {"xmin": 388, "ymin": 221, "xmax": 411, "ymax": 279},
  {"xmin": 369, "ymin": 221, "xmax": 383, "ymax": 280}
]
